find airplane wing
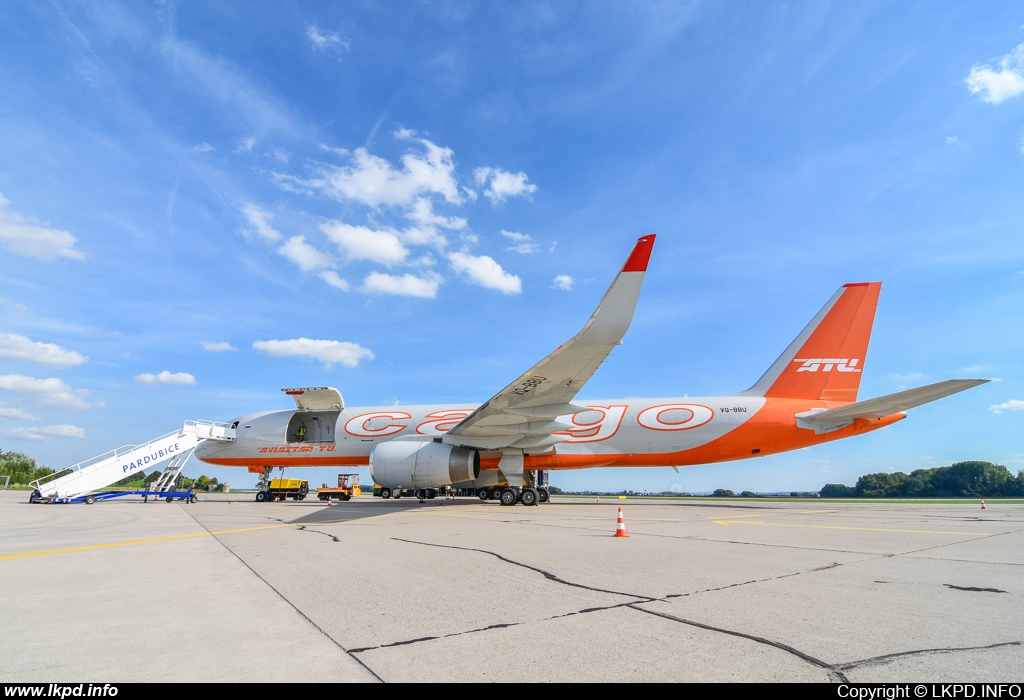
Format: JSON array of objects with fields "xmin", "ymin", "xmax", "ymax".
[
  {"xmin": 795, "ymin": 378, "xmax": 989, "ymax": 434},
  {"xmin": 443, "ymin": 235, "xmax": 656, "ymax": 451}
]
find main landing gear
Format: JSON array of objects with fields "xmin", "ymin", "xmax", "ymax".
[
  {"xmin": 477, "ymin": 484, "xmax": 550, "ymax": 506},
  {"xmin": 499, "ymin": 487, "xmax": 544, "ymax": 507}
]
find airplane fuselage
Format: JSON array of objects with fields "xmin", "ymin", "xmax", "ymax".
[{"xmin": 193, "ymin": 395, "xmax": 904, "ymax": 472}]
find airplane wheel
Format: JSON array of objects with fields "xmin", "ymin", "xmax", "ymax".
[
  {"xmin": 478, "ymin": 489, "xmax": 489, "ymax": 501},
  {"xmin": 521, "ymin": 488, "xmax": 539, "ymax": 507},
  {"xmin": 84, "ymin": 495, "xmax": 96, "ymax": 505},
  {"xmin": 538, "ymin": 489, "xmax": 549, "ymax": 503},
  {"xmin": 255, "ymin": 491, "xmax": 267, "ymax": 502},
  {"xmin": 415, "ymin": 489, "xmax": 426, "ymax": 501},
  {"xmin": 379, "ymin": 488, "xmax": 391, "ymax": 499},
  {"xmin": 499, "ymin": 488, "xmax": 518, "ymax": 507}
]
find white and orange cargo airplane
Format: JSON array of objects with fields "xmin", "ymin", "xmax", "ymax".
[{"xmin": 194, "ymin": 235, "xmax": 987, "ymax": 506}]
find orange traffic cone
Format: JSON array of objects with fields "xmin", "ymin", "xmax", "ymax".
[
  {"xmin": 596, "ymin": 496, "xmax": 600, "ymax": 503},
  {"xmin": 981, "ymin": 500, "xmax": 987, "ymax": 510},
  {"xmin": 613, "ymin": 507, "xmax": 630, "ymax": 538},
  {"xmin": 326, "ymin": 497, "xmax": 333, "ymax": 507}
]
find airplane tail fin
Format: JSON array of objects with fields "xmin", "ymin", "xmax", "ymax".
[{"xmin": 739, "ymin": 282, "xmax": 881, "ymax": 403}]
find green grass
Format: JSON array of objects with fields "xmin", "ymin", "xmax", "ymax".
[{"xmin": 554, "ymin": 494, "xmax": 1024, "ymax": 504}]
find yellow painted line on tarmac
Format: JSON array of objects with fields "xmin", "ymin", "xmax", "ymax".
[
  {"xmin": 707, "ymin": 514, "xmax": 761, "ymax": 519},
  {"xmin": 712, "ymin": 520, "xmax": 986, "ymax": 536},
  {"xmin": 0, "ymin": 523, "xmax": 298, "ymax": 561}
]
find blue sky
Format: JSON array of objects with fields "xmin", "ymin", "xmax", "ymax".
[{"xmin": 1, "ymin": 1, "xmax": 1022, "ymax": 493}]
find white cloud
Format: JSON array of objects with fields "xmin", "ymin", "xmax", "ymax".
[
  {"xmin": 501, "ymin": 230, "xmax": 539, "ymax": 254},
  {"xmin": 200, "ymin": 341, "xmax": 235, "ymax": 352},
  {"xmin": 307, "ymin": 25, "xmax": 350, "ymax": 52},
  {"xmin": 965, "ymin": 43, "xmax": 1024, "ymax": 104},
  {"xmin": 134, "ymin": 371, "xmax": 197, "ymax": 386},
  {"xmin": 474, "ymin": 167, "xmax": 538, "ymax": 204},
  {"xmin": 3, "ymin": 424, "xmax": 86, "ymax": 441},
  {"xmin": 241, "ymin": 203, "xmax": 282, "ymax": 242},
  {"xmin": 0, "ymin": 333, "xmax": 87, "ymax": 368},
  {"xmin": 319, "ymin": 220, "xmax": 409, "ymax": 265},
  {"xmin": 362, "ymin": 271, "xmax": 442, "ymax": 299},
  {"xmin": 407, "ymin": 198, "xmax": 466, "ymax": 231},
  {"xmin": 303, "ymin": 137, "xmax": 463, "ymax": 208},
  {"xmin": 236, "ymin": 136, "xmax": 256, "ymax": 153},
  {"xmin": 277, "ymin": 235, "xmax": 334, "ymax": 272},
  {"xmin": 0, "ymin": 194, "xmax": 85, "ymax": 262},
  {"xmin": 319, "ymin": 271, "xmax": 351, "ymax": 291},
  {"xmin": 552, "ymin": 275, "xmax": 575, "ymax": 291},
  {"xmin": 0, "ymin": 405, "xmax": 38, "ymax": 421},
  {"xmin": 448, "ymin": 252, "xmax": 522, "ymax": 294},
  {"xmin": 253, "ymin": 338, "xmax": 374, "ymax": 368},
  {"xmin": 192, "ymin": 142, "xmax": 214, "ymax": 153},
  {"xmin": 989, "ymin": 399, "xmax": 1024, "ymax": 414},
  {"xmin": 399, "ymin": 224, "xmax": 447, "ymax": 249},
  {"xmin": 0, "ymin": 374, "xmax": 95, "ymax": 411}
]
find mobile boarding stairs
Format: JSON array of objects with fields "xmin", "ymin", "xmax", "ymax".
[{"xmin": 29, "ymin": 420, "xmax": 236, "ymax": 504}]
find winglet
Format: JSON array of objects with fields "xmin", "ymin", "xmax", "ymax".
[{"xmin": 622, "ymin": 235, "xmax": 656, "ymax": 272}]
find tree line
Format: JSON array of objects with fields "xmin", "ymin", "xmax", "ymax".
[
  {"xmin": 821, "ymin": 461, "xmax": 1024, "ymax": 498},
  {"xmin": 0, "ymin": 449, "xmax": 54, "ymax": 486}
]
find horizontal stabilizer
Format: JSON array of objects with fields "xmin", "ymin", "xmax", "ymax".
[{"xmin": 796, "ymin": 379, "xmax": 989, "ymax": 434}]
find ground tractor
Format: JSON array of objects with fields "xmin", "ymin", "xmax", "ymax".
[
  {"xmin": 256, "ymin": 477, "xmax": 308, "ymax": 502},
  {"xmin": 316, "ymin": 474, "xmax": 362, "ymax": 501}
]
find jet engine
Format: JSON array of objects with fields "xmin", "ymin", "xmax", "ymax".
[{"xmin": 369, "ymin": 441, "xmax": 480, "ymax": 489}]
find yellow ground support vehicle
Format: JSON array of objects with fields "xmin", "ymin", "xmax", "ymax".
[
  {"xmin": 316, "ymin": 474, "xmax": 362, "ymax": 501},
  {"xmin": 258, "ymin": 478, "xmax": 308, "ymax": 502}
]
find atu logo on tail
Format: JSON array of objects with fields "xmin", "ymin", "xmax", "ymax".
[{"xmin": 793, "ymin": 358, "xmax": 861, "ymax": 373}]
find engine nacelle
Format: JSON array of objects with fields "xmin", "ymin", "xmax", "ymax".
[{"xmin": 369, "ymin": 441, "xmax": 480, "ymax": 489}]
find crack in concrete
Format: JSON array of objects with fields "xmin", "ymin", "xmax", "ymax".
[
  {"xmin": 296, "ymin": 525, "xmax": 340, "ymax": 542},
  {"xmin": 836, "ymin": 641, "xmax": 1021, "ymax": 672},
  {"xmin": 382, "ymin": 537, "xmax": 875, "ymax": 680},
  {"xmin": 372, "ymin": 536, "xmax": 1019, "ymax": 682},
  {"xmin": 944, "ymin": 584, "xmax": 1007, "ymax": 593},
  {"xmin": 349, "ymin": 623, "xmax": 521, "ymax": 654},
  {"xmin": 391, "ymin": 537, "xmax": 656, "ymax": 600},
  {"xmin": 629, "ymin": 604, "xmax": 849, "ymax": 682}
]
